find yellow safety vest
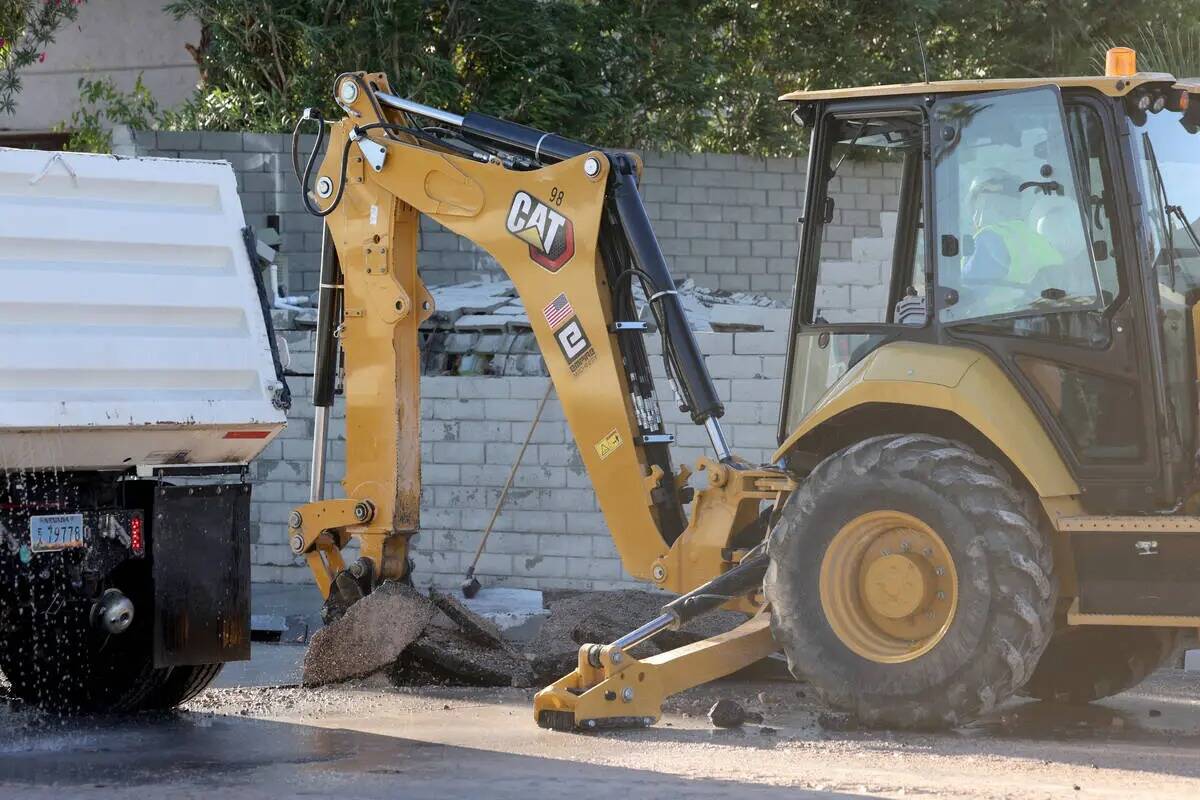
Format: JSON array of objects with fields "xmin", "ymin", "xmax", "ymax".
[{"xmin": 980, "ymin": 220, "xmax": 1063, "ymax": 283}]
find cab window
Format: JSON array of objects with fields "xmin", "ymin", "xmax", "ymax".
[
  {"xmin": 933, "ymin": 87, "xmax": 1103, "ymax": 326},
  {"xmin": 805, "ymin": 111, "xmax": 926, "ymax": 326}
]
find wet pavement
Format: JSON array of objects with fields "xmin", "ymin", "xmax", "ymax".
[
  {"xmin": 2, "ymin": 667, "xmax": 1200, "ymax": 798},
  {"xmin": 0, "ymin": 708, "xmax": 850, "ymax": 799}
]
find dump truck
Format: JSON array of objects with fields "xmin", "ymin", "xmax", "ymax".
[
  {"xmin": 0, "ymin": 149, "xmax": 288, "ymax": 711},
  {"xmin": 287, "ymin": 45, "xmax": 1200, "ymax": 729}
]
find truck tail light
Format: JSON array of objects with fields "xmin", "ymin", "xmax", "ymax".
[{"xmin": 130, "ymin": 514, "xmax": 144, "ymax": 555}]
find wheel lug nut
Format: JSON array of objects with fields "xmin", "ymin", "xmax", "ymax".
[
  {"xmin": 936, "ymin": 591, "xmax": 946, "ymax": 600},
  {"xmin": 935, "ymin": 567, "xmax": 945, "ymax": 576},
  {"xmin": 923, "ymin": 547, "xmax": 932, "ymax": 556},
  {"xmin": 900, "ymin": 541, "xmax": 910, "ymax": 552}
]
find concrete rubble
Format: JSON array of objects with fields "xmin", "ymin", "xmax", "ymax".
[
  {"xmin": 302, "ymin": 585, "xmax": 748, "ymax": 690},
  {"xmin": 412, "ymin": 278, "xmax": 789, "ymax": 377},
  {"xmin": 302, "ymin": 581, "xmax": 434, "ymax": 687}
]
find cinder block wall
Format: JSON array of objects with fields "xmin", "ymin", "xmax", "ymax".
[
  {"xmin": 254, "ymin": 328, "xmax": 787, "ymax": 590},
  {"xmin": 133, "ymin": 131, "xmax": 892, "ymax": 300}
]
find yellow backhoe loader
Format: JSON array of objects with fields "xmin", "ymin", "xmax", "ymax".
[{"xmin": 289, "ymin": 47, "xmax": 1200, "ymax": 729}]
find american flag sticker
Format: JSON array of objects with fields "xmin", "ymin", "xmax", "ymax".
[{"xmin": 542, "ymin": 292, "xmax": 574, "ymax": 330}]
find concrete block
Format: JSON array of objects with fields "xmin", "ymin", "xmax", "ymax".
[
  {"xmin": 851, "ymin": 236, "xmax": 892, "ymax": 262},
  {"xmin": 706, "ymin": 355, "xmax": 764, "ymax": 379},
  {"xmin": 201, "ymin": 130, "xmax": 244, "ymax": 151},
  {"xmin": 815, "ymin": 285, "xmax": 850, "ymax": 309},
  {"xmin": 435, "ymin": 398, "xmax": 486, "ymax": 420},
  {"xmin": 484, "ymin": 399, "xmax": 538, "ymax": 421},
  {"xmin": 733, "ymin": 332, "xmax": 785, "ymax": 355},
  {"xmin": 513, "ymin": 555, "xmax": 566, "ymax": 578},
  {"xmin": 432, "ymin": 442, "xmax": 484, "ymax": 464},
  {"xmin": 879, "ymin": 210, "xmax": 899, "ymax": 239}
]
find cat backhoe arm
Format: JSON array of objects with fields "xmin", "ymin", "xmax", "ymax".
[{"xmin": 288, "ymin": 72, "xmax": 792, "ymax": 729}]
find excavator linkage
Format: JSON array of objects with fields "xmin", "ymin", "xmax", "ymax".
[{"xmin": 288, "ymin": 72, "xmax": 794, "ymax": 722}]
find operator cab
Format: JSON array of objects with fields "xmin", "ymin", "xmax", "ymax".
[{"xmin": 782, "ymin": 49, "xmax": 1200, "ymax": 512}]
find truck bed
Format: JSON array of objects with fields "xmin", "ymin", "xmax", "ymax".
[{"xmin": 0, "ymin": 149, "xmax": 287, "ymax": 469}]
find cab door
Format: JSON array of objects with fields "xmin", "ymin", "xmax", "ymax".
[{"xmin": 930, "ymin": 85, "xmax": 1164, "ymax": 510}]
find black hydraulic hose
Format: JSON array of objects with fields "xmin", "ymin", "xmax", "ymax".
[
  {"xmin": 291, "ymin": 109, "xmax": 354, "ymax": 218},
  {"xmin": 608, "ymin": 155, "xmax": 724, "ymax": 424}
]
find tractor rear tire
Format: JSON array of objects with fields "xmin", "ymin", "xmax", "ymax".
[
  {"xmin": 1022, "ymin": 626, "xmax": 1184, "ymax": 704},
  {"xmin": 766, "ymin": 433, "xmax": 1056, "ymax": 729}
]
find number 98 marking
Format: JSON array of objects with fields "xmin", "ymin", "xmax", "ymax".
[{"xmin": 550, "ymin": 187, "xmax": 565, "ymax": 206}]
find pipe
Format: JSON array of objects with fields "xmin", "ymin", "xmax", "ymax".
[
  {"xmin": 704, "ymin": 417, "xmax": 733, "ymax": 463},
  {"xmin": 374, "ymin": 89, "xmax": 591, "ymax": 164},
  {"xmin": 375, "ymin": 91, "xmax": 465, "ymax": 128},
  {"xmin": 269, "ymin": 262, "xmax": 309, "ymax": 310},
  {"xmin": 310, "ymin": 407, "xmax": 330, "ymax": 503},
  {"xmin": 610, "ymin": 613, "xmax": 676, "ymax": 652}
]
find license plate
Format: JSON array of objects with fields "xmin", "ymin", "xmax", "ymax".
[{"xmin": 29, "ymin": 514, "xmax": 86, "ymax": 553}]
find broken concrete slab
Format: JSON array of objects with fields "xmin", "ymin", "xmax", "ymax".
[
  {"xmin": 302, "ymin": 581, "xmax": 435, "ymax": 687},
  {"xmin": 396, "ymin": 624, "xmax": 536, "ymax": 688},
  {"xmin": 430, "ymin": 588, "xmax": 507, "ymax": 649},
  {"xmin": 462, "ymin": 587, "xmax": 548, "ymax": 643}
]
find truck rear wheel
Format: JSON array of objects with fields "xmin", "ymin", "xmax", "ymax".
[
  {"xmin": 1022, "ymin": 626, "xmax": 1184, "ymax": 704},
  {"xmin": 0, "ymin": 609, "xmax": 171, "ymax": 713},
  {"xmin": 765, "ymin": 434, "xmax": 1056, "ymax": 728},
  {"xmin": 144, "ymin": 663, "xmax": 224, "ymax": 709}
]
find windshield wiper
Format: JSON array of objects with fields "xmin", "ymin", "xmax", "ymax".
[{"xmin": 1143, "ymin": 133, "xmax": 1200, "ymax": 287}]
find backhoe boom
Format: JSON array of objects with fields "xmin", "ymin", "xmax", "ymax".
[{"xmin": 287, "ymin": 72, "xmax": 792, "ymax": 728}]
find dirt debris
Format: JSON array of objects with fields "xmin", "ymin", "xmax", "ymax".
[
  {"xmin": 303, "ymin": 587, "xmax": 758, "ymax": 691},
  {"xmin": 708, "ymin": 699, "xmax": 748, "ymax": 728},
  {"xmin": 527, "ymin": 589, "xmax": 748, "ymax": 683},
  {"xmin": 399, "ymin": 624, "xmax": 536, "ymax": 688},
  {"xmin": 302, "ymin": 582, "xmax": 434, "ymax": 687}
]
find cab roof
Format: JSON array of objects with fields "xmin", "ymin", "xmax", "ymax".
[{"xmin": 779, "ymin": 73, "xmax": 1199, "ymax": 103}]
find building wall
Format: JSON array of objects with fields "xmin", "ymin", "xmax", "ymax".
[
  {"xmin": 6, "ymin": 1, "xmax": 200, "ymax": 131},
  {"xmin": 254, "ymin": 328, "xmax": 790, "ymax": 591},
  {"xmin": 133, "ymin": 130, "xmax": 896, "ymax": 301}
]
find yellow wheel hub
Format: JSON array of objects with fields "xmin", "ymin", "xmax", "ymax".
[{"xmin": 819, "ymin": 510, "xmax": 958, "ymax": 664}]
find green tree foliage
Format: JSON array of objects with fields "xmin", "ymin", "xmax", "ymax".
[
  {"xmin": 165, "ymin": 0, "xmax": 717, "ymax": 150},
  {"xmin": 60, "ymin": 75, "xmax": 160, "ymax": 152},
  {"xmin": 0, "ymin": 0, "xmax": 85, "ymax": 115},
  {"xmin": 167, "ymin": 0, "xmax": 1199, "ymax": 155}
]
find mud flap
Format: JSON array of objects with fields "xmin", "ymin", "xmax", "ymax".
[{"xmin": 152, "ymin": 483, "xmax": 252, "ymax": 667}]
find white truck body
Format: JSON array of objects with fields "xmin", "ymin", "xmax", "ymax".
[{"xmin": 0, "ymin": 149, "xmax": 287, "ymax": 470}]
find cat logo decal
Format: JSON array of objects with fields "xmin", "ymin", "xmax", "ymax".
[{"xmin": 506, "ymin": 190, "xmax": 575, "ymax": 272}]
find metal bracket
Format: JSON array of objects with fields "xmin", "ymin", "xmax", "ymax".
[
  {"xmin": 639, "ymin": 433, "xmax": 675, "ymax": 445},
  {"xmin": 350, "ymin": 128, "xmax": 387, "ymax": 172},
  {"xmin": 609, "ymin": 321, "xmax": 649, "ymax": 332}
]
